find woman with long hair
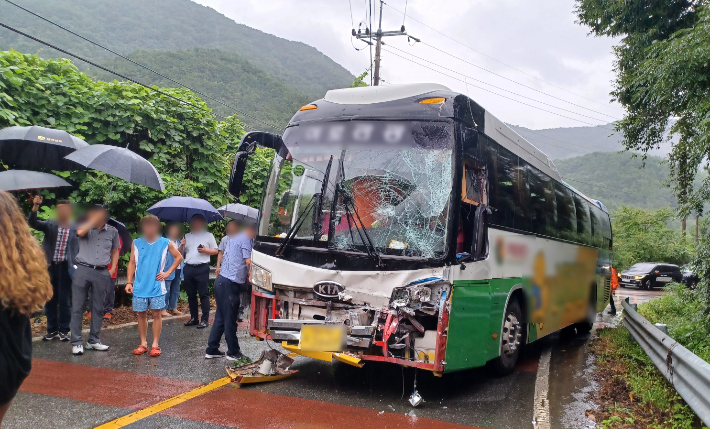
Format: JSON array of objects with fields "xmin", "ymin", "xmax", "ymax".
[{"xmin": 0, "ymin": 191, "xmax": 52, "ymax": 426}]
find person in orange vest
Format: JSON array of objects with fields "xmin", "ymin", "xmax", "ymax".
[{"xmin": 609, "ymin": 267, "xmax": 619, "ymax": 315}]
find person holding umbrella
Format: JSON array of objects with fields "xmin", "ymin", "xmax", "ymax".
[
  {"xmin": 182, "ymin": 214, "xmax": 218, "ymax": 329},
  {"xmin": 70, "ymin": 205, "xmax": 120, "ymax": 355},
  {"xmin": 28, "ymin": 196, "xmax": 77, "ymax": 342}
]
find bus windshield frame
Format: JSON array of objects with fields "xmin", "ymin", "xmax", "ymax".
[{"xmin": 257, "ymin": 119, "xmax": 456, "ymax": 260}]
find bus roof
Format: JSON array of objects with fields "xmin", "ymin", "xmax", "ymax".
[{"xmin": 291, "ymin": 83, "xmax": 605, "ymax": 203}]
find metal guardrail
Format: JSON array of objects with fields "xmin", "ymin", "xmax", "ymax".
[{"xmin": 621, "ymin": 297, "xmax": 710, "ymax": 427}]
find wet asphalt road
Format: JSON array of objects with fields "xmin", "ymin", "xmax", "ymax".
[{"xmin": 4, "ymin": 288, "xmax": 662, "ymax": 429}]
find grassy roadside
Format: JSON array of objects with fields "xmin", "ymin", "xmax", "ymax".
[
  {"xmin": 638, "ymin": 284, "xmax": 710, "ymax": 363},
  {"xmin": 589, "ymin": 327, "xmax": 702, "ymax": 428},
  {"xmin": 588, "ymin": 284, "xmax": 710, "ymax": 428}
]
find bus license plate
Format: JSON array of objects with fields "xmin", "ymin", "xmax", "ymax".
[
  {"xmin": 657, "ymin": 276, "xmax": 671, "ymax": 282},
  {"xmin": 299, "ymin": 325, "xmax": 345, "ymax": 352}
]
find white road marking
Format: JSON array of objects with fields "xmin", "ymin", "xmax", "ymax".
[{"xmin": 533, "ymin": 346, "xmax": 552, "ymax": 429}]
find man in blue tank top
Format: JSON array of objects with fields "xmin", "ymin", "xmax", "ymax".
[{"xmin": 125, "ymin": 215, "xmax": 183, "ymax": 357}]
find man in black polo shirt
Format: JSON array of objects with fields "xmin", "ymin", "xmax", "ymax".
[
  {"xmin": 27, "ymin": 196, "xmax": 77, "ymax": 342},
  {"xmin": 69, "ymin": 205, "xmax": 120, "ymax": 355}
]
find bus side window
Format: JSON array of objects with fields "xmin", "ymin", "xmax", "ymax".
[
  {"xmin": 554, "ymin": 183, "xmax": 576, "ymax": 241},
  {"xmin": 527, "ymin": 166, "xmax": 548, "ymax": 236},
  {"xmin": 574, "ymin": 195, "xmax": 591, "ymax": 245},
  {"xmin": 589, "ymin": 205, "xmax": 603, "ymax": 248},
  {"xmin": 462, "ymin": 163, "xmax": 488, "ymax": 206}
]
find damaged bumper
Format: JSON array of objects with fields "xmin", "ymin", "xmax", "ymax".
[{"xmin": 251, "ymin": 277, "xmax": 452, "ymax": 374}]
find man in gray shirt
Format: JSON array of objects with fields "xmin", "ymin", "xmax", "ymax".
[{"xmin": 70, "ymin": 205, "xmax": 120, "ymax": 355}]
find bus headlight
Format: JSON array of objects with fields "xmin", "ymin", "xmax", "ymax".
[{"xmin": 251, "ymin": 264, "xmax": 272, "ymax": 291}]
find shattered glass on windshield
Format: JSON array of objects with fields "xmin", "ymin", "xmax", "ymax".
[
  {"xmin": 263, "ymin": 120, "xmax": 455, "ymax": 259},
  {"xmin": 331, "ymin": 147, "xmax": 453, "ymax": 258}
]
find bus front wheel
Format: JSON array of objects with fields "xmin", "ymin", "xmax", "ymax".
[{"xmin": 492, "ymin": 299, "xmax": 523, "ymax": 376}]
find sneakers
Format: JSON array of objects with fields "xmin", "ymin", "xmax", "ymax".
[
  {"xmin": 85, "ymin": 342, "xmax": 109, "ymax": 351},
  {"xmin": 72, "ymin": 345, "xmax": 84, "ymax": 355},
  {"xmin": 42, "ymin": 331, "xmax": 60, "ymax": 341},
  {"xmin": 225, "ymin": 352, "xmax": 248, "ymax": 362},
  {"xmin": 205, "ymin": 352, "xmax": 225, "ymax": 359},
  {"xmin": 103, "ymin": 313, "xmax": 112, "ymax": 320},
  {"xmin": 59, "ymin": 332, "xmax": 70, "ymax": 341}
]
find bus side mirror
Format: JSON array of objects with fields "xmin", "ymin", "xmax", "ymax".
[
  {"xmin": 228, "ymin": 150, "xmax": 250, "ymax": 198},
  {"xmin": 228, "ymin": 131, "xmax": 287, "ymax": 199}
]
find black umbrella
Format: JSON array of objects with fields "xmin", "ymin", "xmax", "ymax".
[
  {"xmin": 107, "ymin": 218, "xmax": 133, "ymax": 256},
  {"xmin": 147, "ymin": 196, "xmax": 223, "ymax": 223},
  {"xmin": 0, "ymin": 126, "xmax": 89, "ymax": 171},
  {"xmin": 64, "ymin": 144, "xmax": 164, "ymax": 191},
  {"xmin": 0, "ymin": 170, "xmax": 71, "ymax": 192},
  {"xmin": 217, "ymin": 203, "xmax": 259, "ymax": 222}
]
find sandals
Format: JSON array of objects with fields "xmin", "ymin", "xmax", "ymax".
[
  {"xmin": 132, "ymin": 345, "xmax": 149, "ymax": 355},
  {"xmin": 149, "ymin": 347, "xmax": 161, "ymax": 357}
]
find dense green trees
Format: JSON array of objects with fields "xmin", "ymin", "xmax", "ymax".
[
  {"xmin": 575, "ymin": 0, "xmax": 710, "ymax": 217},
  {"xmin": 0, "ymin": 50, "xmax": 245, "ymax": 232},
  {"xmin": 0, "ymin": 0, "xmax": 353, "ymax": 130},
  {"xmin": 556, "ymin": 152, "xmax": 679, "ymax": 211},
  {"xmin": 611, "ymin": 206, "xmax": 694, "ymax": 270}
]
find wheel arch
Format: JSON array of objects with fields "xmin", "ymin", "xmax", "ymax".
[{"xmin": 498, "ymin": 284, "xmax": 527, "ymax": 355}]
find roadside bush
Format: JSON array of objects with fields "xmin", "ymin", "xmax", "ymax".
[
  {"xmin": 593, "ymin": 327, "xmax": 700, "ymax": 428},
  {"xmin": 612, "ymin": 206, "xmax": 694, "ymax": 270},
  {"xmin": 638, "ymin": 283, "xmax": 710, "ymax": 363}
]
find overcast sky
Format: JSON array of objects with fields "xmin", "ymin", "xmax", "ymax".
[{"xmin": 194, "ymin": 0, "xmax": 621, "ymax": 130}]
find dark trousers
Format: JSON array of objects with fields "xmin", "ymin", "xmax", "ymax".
[
  {"xmin": 45, "ymin": 262, "xmax": 72, "ymax": 334},
  {"xmin": 70, "ymin": 265, "xmax": 110, "ymax": 346},
  {"xmin": 206, "ymin": 276, "xmax": 242, "ymax": 356},
  {"xmin": 87, "ymin": 277, "xmax": 117, "ymax": 315},
  {"xmin": 609, "ymin": 293, "xmax": 617, "ymax": 314},
  {"xmin": 183, "ymin": 263, "xmax": 210, "ymax": 323}
]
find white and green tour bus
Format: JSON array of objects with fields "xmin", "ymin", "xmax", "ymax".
[{"xmin": 228, "ymin": 83, "xmax": 612, "ymax": 375}]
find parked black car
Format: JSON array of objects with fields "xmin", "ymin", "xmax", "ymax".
[
  {"xmin": 619, "ymin": 263, "xmax": 682, "ymax": 290},
  {"xmin": 681, "ymin": 265, "xmax": 699, "ymax": 290}
]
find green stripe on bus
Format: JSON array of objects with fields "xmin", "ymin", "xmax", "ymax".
[{"xmin": 445, "ymin": 278, "xmax": 522, "ymax": 372}]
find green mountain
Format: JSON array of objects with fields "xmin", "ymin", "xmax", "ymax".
[
  {"xmin": 94, "ymin": 49, "xmax": 312, "ymax": 129},
  {"xmin": 0, "ymin": 0, "xmax": 354, "ymax": 129},
  {"xmin": 555, "ymin": 152, "xmax": 678, "ymax": 211}
]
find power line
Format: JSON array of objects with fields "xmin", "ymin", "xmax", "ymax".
[
  {"xmin": 2, "ymin": 0, "xmax": 282, "ymax": 132},
  {"xmin": 418, "ymin": 40, "xmax": 620, "ymax": 121},
  {"xmin": 382, "ymin": 1, "xmax": 625, "ymax": 113},
  {"xmin": 385, "ymin": 44, "xmax": 612, "ymax": 124},
  {"xmin": 382, "ymin": 46, "xmax": 616, "ymax": 130},
  {"xmin": 0, "ymin": 22, "xmax": 227, "ymax": 118}
]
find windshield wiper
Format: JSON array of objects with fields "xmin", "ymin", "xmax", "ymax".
[
  {"xmin": 276, "ymin": 155, "xmax": 333, "ymax": 257},
  {"xmin": 312, "ymin": 155, "xmax": 333, "ymax": 241},
  {"xmin": 275, "ymin": 196, "xmax": 317, "ymax": 257},
  {"xmin": 332, "ymin": 155, "xmax": 382, "ymax": 267}
]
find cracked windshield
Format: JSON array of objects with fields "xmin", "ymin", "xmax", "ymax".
[{"xmin": 264, "ymin": 121, "xmax": 454, "ymax": 258}]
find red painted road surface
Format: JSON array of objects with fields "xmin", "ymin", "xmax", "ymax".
[{"xmin": 22, "ymin": 359, "xmax": 482, "ymax": 429}]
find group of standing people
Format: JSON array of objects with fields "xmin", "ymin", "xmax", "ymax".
[{"xmin": 0, "ymin": 189, "xmax": 256, "ymax": 426}]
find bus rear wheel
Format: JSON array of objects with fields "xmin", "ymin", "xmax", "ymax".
[{"xmin": 492, "ymin": 299, "xmax": 523, "ymax": 376}]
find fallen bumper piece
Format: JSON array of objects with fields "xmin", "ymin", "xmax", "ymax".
[
  {"xmin": 281, "ymin": 341, "xmax": 365, "ymax": 368},
  {"xmin": 225, "ymin": 349, "xmax": 298, "ymax": 388}
]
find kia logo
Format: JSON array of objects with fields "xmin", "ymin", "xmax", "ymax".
[{"xmin": 313, "ymin": 281, "xmax": 344, "ymax": 299}]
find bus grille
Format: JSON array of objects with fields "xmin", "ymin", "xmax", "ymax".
[{"xmin": 604, "ymin": 278, "xmax": 611, "ymax": 302}]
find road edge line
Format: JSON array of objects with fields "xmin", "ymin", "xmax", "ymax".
[{"xmin": 532, "ymin": 346, "xmax": 552, "ymax": 429}]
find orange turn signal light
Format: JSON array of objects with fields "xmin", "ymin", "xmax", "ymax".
[
  {"xmin": 419, "ymin": 97, "xmax": 446, "ymax": 104},
  {"xmin": 299, "ymin": 104, "xmax": 318, "ymax": 111}
]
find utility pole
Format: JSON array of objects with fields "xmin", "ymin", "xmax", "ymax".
[{"xmin": 352, "ymin": 0, "xmax": 411, "ymax": 86}]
